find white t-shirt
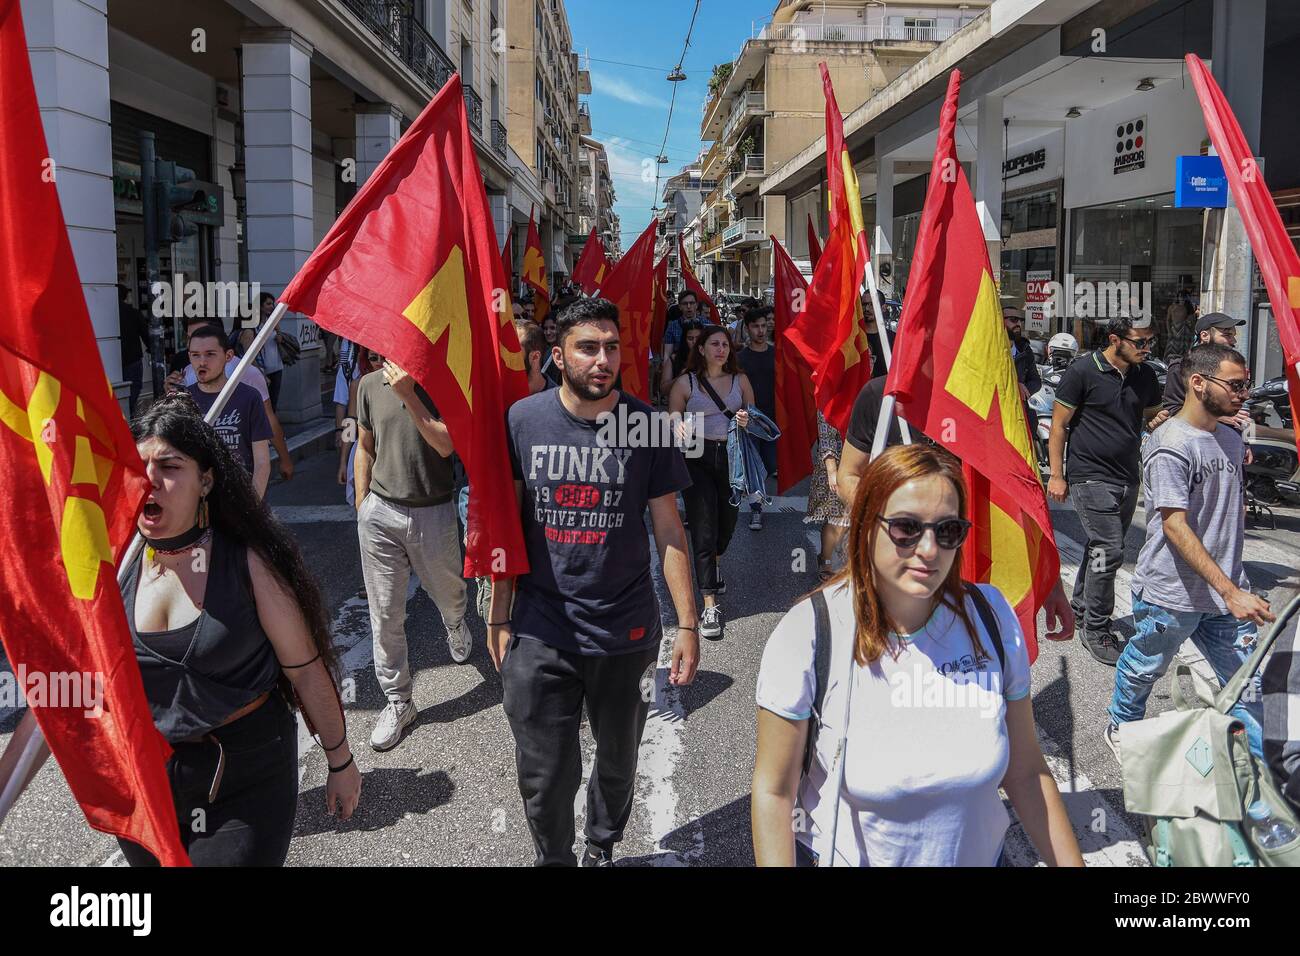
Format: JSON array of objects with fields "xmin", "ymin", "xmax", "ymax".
[
  {"xmin": 183, "ymin": 359, "xmax": 271, "ymax": 403},
  {"xmin": 756, "ymin": 581, "xmax": 1031, "ymax": 867}
]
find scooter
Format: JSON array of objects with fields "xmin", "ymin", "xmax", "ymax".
[
  {"xmin": 1244, "ymin": 383, "xmax": 1300, "ymax": 509},
  {"xmin": 1028, "ymin": 366, "xmax": 1062, "ymax": 478}
]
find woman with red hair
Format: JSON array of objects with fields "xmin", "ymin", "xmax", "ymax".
[{"xmin": 751, "ymin": 444, "xmax": 1082, "ymax": 867}]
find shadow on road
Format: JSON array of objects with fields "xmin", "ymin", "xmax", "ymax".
[
  {"xmin": 294, "ymin": 766, "xmax": 455, "ymax": 835},
  {"xmin": 620, "ymin": 794, "xmax": 754, "ymax": 867}
]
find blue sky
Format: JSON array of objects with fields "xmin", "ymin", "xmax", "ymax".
[{"xmin": 567, "ymin": 0, "xmax": 775, "ymax": 250}]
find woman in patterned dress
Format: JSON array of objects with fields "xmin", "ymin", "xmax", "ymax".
[{"xmin": 804, "ymin": 411, "xmax": 850, "ymax": 580}]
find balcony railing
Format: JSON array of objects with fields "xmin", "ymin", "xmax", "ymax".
[
  {"xmin": 722, "ymin": 90, "xmax": 765, "ymax": 144},
  {"xmin": 725, "ymin": 154, "xmax": 765, "ymax": 194},
  {"xmin": 757, "ymin": 20, "xmax": 961, "ymax": 45},
  {"xmin": 463, "ymin": 83, "xmax": 483, "ymax": 132},
  {"xmin": 722, "ymin": 217, "xmax": 765, "ymax": 248},
  {"xmin": 341, "ymin": 1, "xmax": 456, "ymax": 95},
  {"xmin": 491, "ymin": 119, "xmax": 508, "ymax": 160}
]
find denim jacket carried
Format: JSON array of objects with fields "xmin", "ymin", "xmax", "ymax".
[{"xmin": 727, "ymin": 406, "xmax": 780, "ymax": 507}]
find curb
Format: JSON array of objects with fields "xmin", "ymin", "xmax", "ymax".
[{"xmin": 271, "ymin": 419, "xmax": 336, "ymax": 467}]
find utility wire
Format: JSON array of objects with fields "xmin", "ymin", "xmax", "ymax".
[{"xmin": 653, "ymin": 0, "xmax": 704, "ymax": 218}]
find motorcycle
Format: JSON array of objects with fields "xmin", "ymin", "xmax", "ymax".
[
  {"xmin": 1244, "ymin": 380, "xmax": 1300, "ymax": 509},
  {"xmin": 1029, "ymin": 365, "xmax": 1062, "ymax": 478}
]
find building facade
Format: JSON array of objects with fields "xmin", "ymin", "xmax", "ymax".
[
  {"xmin": 505, "ymin": 0, "xmax": 590, "ymax": 284},
  {"xmin": 578, "ymin": 136, "xmax": 619, "ymax": 257},
  {"xmin": 689, "ymin": 0, "xmax": 988, "ymax": 297},
  {"xmin": 28, "ymin": 0, "xmax": 524, "ymax": 424}
]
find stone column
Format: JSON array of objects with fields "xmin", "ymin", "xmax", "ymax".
[
  {"xmin": 354, "ymin": 102, "xmax": 402, "ymax": 187},
  {"xmin": 24, "ymin": 0, "xmax": 123, "ymax": 409},
  {"xmin": 241, "ymin": 28, "xmax": 320, "ymax": 423},
  {"xmin": 873, "ymin": 157, "xmax": 894, "ymax": 296},
  {"xmin": 974, "ymin": 93, "xmax": 1005, "ymax": 277}
]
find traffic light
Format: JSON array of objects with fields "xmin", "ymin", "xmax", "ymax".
[{"xmin": 152, "ymin": 161, "xmax": 207, "ymax": 242}]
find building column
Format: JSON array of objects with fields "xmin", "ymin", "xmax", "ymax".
[
  {"xmin": 241, "ymin": 28, "xmax": 320, "ymax": 423},
  {"xmin": 1204, "ymin": 0, "xmax": 1266, "ymax": 360},
  {"xmin": 213, "ymin": 91, "xmax": 240, "ymax": 289},
  {"xmin": 873, "ymin": 157, "xmax": 894, "ymax": 295},
  {"xmin": 487, "ymin": 192, "xmax": 509, "ymax": 255},
  {"xmin": 24, "ymin": 0, "xmax": 123, "ymax": 409},
  {"xmin": 354, "ymin": 102, "xmax": 402, "ymax": 186},
  {"xmin": 974, "ymin": 93, "xmax": 1005, "ymax": 276}
]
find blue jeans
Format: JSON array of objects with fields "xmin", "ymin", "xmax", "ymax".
[{"xmin": 1108, "ymin": 590, "xmax": 1263, "ymax": 757}]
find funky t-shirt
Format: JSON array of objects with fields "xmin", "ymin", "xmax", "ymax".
[{"xmin": 507, "ymin": 388, "xmax": 691, "ymax": 655}]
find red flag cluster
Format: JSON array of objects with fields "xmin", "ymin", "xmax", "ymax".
[{"xmin": 572, "ymin": 228, "xmax": 611, "ymax": 296}]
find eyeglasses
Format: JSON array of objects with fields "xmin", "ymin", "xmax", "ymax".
[
  {"xmin": 1203, "ymin": 374, "xmax": 1251, "ymax": 394},
  {"xmin": 877, "ymin": 515, "xmax": 972, "ymax": 550},
  {"xmin": 1122, "ymin": 336, "xmax": 1156, "ymax": 349}
]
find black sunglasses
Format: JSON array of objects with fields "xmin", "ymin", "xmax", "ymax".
[
  {"xmin": 1122, "ymin": 335, "xmax": 1156, "ymax": 349},
  {"xmin": 1203, "ymin": 374, "xmax": 1251, "ymax": 395},
  {"xmin": 877, "ymin": 515, "xmax": 972, "ymax": 550}
]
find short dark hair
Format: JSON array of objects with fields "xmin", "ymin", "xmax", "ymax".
[
  {"xmin": 260, "ymin": 292, "xmax": 276, "ymax": 307},
  {"xmin": 514, "ymin": 319, "xmax": 546, "ymax": 367},
  {"xmin": 677, "ymin": 289, "xmax": 698, "ymax": 304},
  {"xmin": 746, "ymin": 306, "xmax": 773, "ymax": 326},
  {"xmin": 555, "ymin": 296, "xmax": 619, "ymax": 345},
  {"xmin": 1103, "ymin": 316, "xmax": 1136, "ymax": 343},
  {"xmin": 1182, "ymin": 343, "xmax": 1247, "ymax": 388},
  {"xmin": 188, "ymin": 324, "xmax": 229, "ymax": 349}
]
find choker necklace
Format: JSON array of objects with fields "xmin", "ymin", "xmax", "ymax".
[{"xmin": 144, "ymin": 525, "xmax": 210, "ymax": 560}]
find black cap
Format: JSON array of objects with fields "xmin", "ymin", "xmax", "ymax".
[{"xmin": 1195, "ymin": 311, "xmax": 1245, "ymax": 334}]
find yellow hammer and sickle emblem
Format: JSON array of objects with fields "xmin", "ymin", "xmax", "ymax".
[
  {"xmin": 0, "ymin": 368, "xmax": 114, "ymax": 599},
  {"xmin": 522, "ymin": 245, "xmax": 548, "ymax": 292}
]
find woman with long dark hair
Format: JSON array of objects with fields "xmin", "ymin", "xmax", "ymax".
[
  {"xmin": 752, "ymin": 444, "xmax": 1081, "ymax": 867},
  {"xmin": 121, "ymin": 391, "xmax": 360, "ymax": 865},
  {"xmin": 668, "ymin": 324, "xmax": 756, "ymax": 641}
]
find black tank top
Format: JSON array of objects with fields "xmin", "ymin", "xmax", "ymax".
[{"xmin": 125, "ymin": 530, "xmax": 281, "ymax": 742}]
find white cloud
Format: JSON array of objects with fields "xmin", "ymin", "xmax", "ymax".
[{"xmin": 591, "ymin": 72, "xmax": 671, "ymax": 110}]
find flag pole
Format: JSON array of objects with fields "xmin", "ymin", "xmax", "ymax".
[
  {"xmin": 0, "ymin": 302, "xmax": 292, "ymax": 829},
  {"xmin": 862, "ymin": 259, "xmax": 912, "ymax": 458}
]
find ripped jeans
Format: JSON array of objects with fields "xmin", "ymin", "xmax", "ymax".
[{"xmin": 1108, "ymin": 590, "xmax": 1263, "ymax": 757}]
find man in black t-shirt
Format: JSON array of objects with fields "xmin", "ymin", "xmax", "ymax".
[
  {"xmin": 739, "ymin": 307, "xmax": 776, "ymax": 529},
  {"xmin": 835, "ymin": 376, "xmax": 932, "ymax": 508},
  {"xmin": 184, "ymin": 324, "xmax": 272, "ymax": 496},
  {"xmin": 1048, "ymin": 316, "xmax": 1163, "ymax": 665},
  {"xmin": 488, "ymin": 297, "xmax": 699, "ymax": 867}
]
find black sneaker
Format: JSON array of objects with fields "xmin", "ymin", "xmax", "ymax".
[
  {"xmin": 581, "ymin": 841, "xmax": 614, "ymax": 867},
  {"xmin": 1081, "ymin": 629, "xmax": 1126, "ymax": 666}
]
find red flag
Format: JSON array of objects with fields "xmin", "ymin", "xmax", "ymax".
[
  {"xmin": 522, "ymin": 210, "xmax": 551, "ymax": 324},
  {"xmin": 281, "ymin": 74, "xmax": 530, "ymax": 579},
  {"xmin": 651, "ymin": 254, "xmax": 669, "ymax": 353},
  {"xmin": 807, "ymin": 213, "xmax": 823, "ymax": 270},
  {"xmin": 1186, "ymin": 54, "xmax": 1300, "ymax": 439},
  {"xmin": 883, "ymin": 70, "xmax": 1059, "ymax": 661},
  {"xmin": 677, "ymin": 235, "xmax": 721, "ymax": 323},
  {"xmin": 0, "ymin": 0, "xmax": 187, "ymax": 864},
  {"xmin": 597, "ymin": 221, "xmax": 657, "ymax": 401},
  {"xmin": 572, "ymin": 228, "xmax": 610, "ymax": 295},
  {"xmin": 772, "ymin": 237, "xmax": 818, "ymax": 493},
  {"xmin": 783, "ymin": 64, "xmax": 875, "ymax": 434},
  {"xmin": 501, "ymin": 231, "xmax": 514, "ymax": 297}
]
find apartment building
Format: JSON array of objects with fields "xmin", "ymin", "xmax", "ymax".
[
  {"xmin": 506, "ymin": 0, "xmax": 591, "ymax": 279},
  {"xmin": 26, "ymin": 0, "xmax": 518, "ymax": 424},
  {"xmin": 689, "ymin": 0, "xmax": 988, "ymax": 296},
  {"xmin": 657, "ymin": 165, "xmax": 714, "ymax": 294},
  {"xmin": 578, "ymin": 136, "xmax": 620, "ymax": 257}
]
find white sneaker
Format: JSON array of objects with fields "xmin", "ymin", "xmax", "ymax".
[
  {"xmin": 700, "ymin": 605, "xmax": 724, "ymax": 641},
  {"xmin": 1104, "ymin": 722, "xmax": 1122, "ymax": 767},
  {"xmin": 371, "ymin": 699, "xmax": 416, "ymax": 752},
  {"xmin": 446, "ymin": 619, "xmax": 472, "ymax": 664}
]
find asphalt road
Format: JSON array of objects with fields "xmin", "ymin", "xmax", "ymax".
[{"xmin": 2, "ymin": 444, "xmax": 1298, "ymax": 867}]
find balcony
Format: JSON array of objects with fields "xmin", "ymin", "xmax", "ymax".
[
  {"xmin": 722, "ymin": 217, "xmax": 765, "ymax": 249},
  {"xmin": 491, "ymin": 119, "xmax": 508, "ymax": 160},
  {"xmin": 463, "ymin": 83, "xmax": 483, "ymax": 132},
  {"xmin": 699, "ymin": 231, "xmax": 725, "ymax": 259},
  {"xmin": 756, "ymin": 20, "xmax": 961, "ymax": 45},
  {"xmin": 578, "ymin": 102, "xmax": 592, "ymax": 135},
  {"xmin": 578, "ymin": 69, "xmax": 592, "ymax": 95},
  {"xmin": 722, "ymin": 91, "xmax": 765, "ymax": 145},
  {"xmin": 725, "ymin": 154, "xmax": 764, "ymax": 196},
  {"xmin": 340, "ymin": 1, "xmax": 455, "ymax": 95}
]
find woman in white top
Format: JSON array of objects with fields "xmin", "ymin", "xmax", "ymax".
[{"xmin": 752, "ymin": 443, "xmax": 1082, "ymax": 867}]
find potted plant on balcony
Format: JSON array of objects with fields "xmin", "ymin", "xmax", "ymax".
[
  {"xmin": 708, "ymin": 62, "xmax": 734, "ymax": 96},
  {"xmin": 736, "ymin": 134, "xmax": 757, "ymax": 166}
]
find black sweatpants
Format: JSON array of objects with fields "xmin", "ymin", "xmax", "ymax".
[
  {"xmin": 683, "ymin": 438, "xmax": 738, "ymax": 595},
  {"xmin": 501, "ymin": 634, "xmax": 659, "ymax": 866},
  {"xmin": 118, "ymin": 692, "xmax": 299, "ymax": 867}
]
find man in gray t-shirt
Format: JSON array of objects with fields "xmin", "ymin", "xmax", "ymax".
[{"xmin": 1107, "ymin": 345, "xmax": 1275, "ymax": 760}]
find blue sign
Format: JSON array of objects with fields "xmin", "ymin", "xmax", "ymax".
[{"xmin": 1174, "ymin": 155, "xmax": 1228, "ymax": 208}]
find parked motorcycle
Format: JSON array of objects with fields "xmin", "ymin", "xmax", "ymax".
[{"xmin": 1245, "ymin": 380, "xmax": 1299, "ymax": 507}]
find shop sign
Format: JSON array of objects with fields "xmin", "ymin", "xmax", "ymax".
[
  {"xmin": 1113, "ymin": 117, "xmax": 1147, "ymax": 175},
  {"xmin": 1024, "ymin": 270, "xmax": 1054, "ymax": 334},
  {"xmin": 1174, "ymin": 154, "xmax": 1228, "ymax": 208},
  {"xmin": 1003, "ymin": 147, "xmax": 1047, "ymax": 181}
]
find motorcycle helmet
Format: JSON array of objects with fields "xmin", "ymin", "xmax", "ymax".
[{"xmin": 1048, "ymin": 332, "xmax": 1079, "ymax": 370}]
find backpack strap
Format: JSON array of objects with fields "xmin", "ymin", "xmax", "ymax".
[
  {"xmin": 802, "ymin": 589, "xmax": 833, "ymax": 777},
  {"xmin": 964, "ymin": 582, "xmax": 1006, "ymax": 675},
  {"xmin": 698, "ymin": 374, "xmax": 736, "ymax": 419}
]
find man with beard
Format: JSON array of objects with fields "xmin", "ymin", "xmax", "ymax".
[
  {"xmin": 488, "ymin": 296, "xmax": 699, "ymax": 867},
  {"xmin": 1003, "ymin": 306, "xmax": 1041, "ymax": 400},
  {"xmin": 1106, "ymin": 344, "xmax": 1274, "ymax": 762}
]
